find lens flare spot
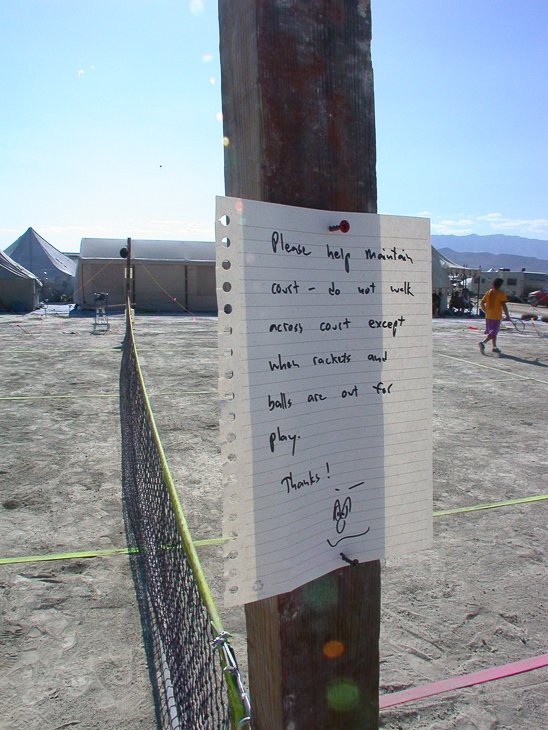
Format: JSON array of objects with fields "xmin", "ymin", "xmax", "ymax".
[
  {"xmin": 326, "ymin": 678, "xmax": 360, "ymax": 713},
  {"xmin": 209, "ymin": 76, "xmax": 216, "ymax": 84},
  {"xmin": 235, "ymin": 200, "xmax": 244, "ymax": 213},
  {"xmin": 202, "ymin": 53, "xmax": 213, "ymax": 63},
  {"xmin": 223, "ymin": 137, "xmax": 230, "ymax": 147},
  {"xmin": 216, "ymin": 112, "xmax": 223, "ymax": 121},
  {"xmin": 302, "ymin": 573, "xmax": 338, "ymax": 612},
  {"xmin": 189, "ymin": 0, "xmax": 204, "ymax": 15},
  {"xmin": 323, "ymin": 640, "xmax": 345, "ymax": 659}
]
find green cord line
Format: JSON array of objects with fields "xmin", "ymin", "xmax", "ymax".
[
  {"xmin": 128, "ymin": 318, "xmax": 223, "ymax": 627},
  {"xmin": 1, "ymin": 346, "xmax": 215, "ymax": 354},
  {"xmin": 439, "ymin": 353, "xmax": 548, "ymax": 386},
  {"xmin": 434, "ymin": 493, "xmax": 548, "ymax": 516},
  {"xmin": 2, "ymin": 495, "xmax": 546, "ymax": 567},
  {"xmin": 1, "ymin": 394, "xmax": 120, "ymax": 401},
  {"xmin": 0, "ymin": 391, "xmax": 211, "ymax": 401},
  {"xmin": 0, "ymin": 547, "xmax": 138, "ymax": 565},
  {"xmin": 125, "ymin": 301, "xmax": 246, "ymax": 729},
  {"xmin": 0, "ymin": 537, "xmax": 233, "ymax": 566}
]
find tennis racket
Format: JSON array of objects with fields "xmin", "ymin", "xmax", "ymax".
[{"xmin": 508, "ymin": 317, "xmax": 525, "ymax": 333}]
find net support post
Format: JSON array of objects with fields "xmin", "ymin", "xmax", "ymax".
[
  {"xmin": 125, "ymin": 237, "xmax": 133, "ymax": 313},
  {"xmin": 121, "ymin": 236, "xmax": 133, "ymax": 320},
  {"xmin": 218, "ymin": 2, "xmax": 380, "ymax": 727}
]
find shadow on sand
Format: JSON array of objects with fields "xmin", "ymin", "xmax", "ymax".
[{"xmin": 499, "ymin": 353, "xmax": 548, "ymax": 369}]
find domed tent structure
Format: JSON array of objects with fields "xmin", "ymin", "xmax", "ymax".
[
  {"xmin": 5, "ymin": 228, "xmax": 76, "ymax": 301},
  {"xmin": 0, "ymin": 250, "xmax": 41, "ymax": 312}
]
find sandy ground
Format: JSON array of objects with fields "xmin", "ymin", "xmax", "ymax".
[
  {"xmin": 380, "ymin": 305, "xmax": 548, "ymax": 729},
  {"xmin": 0, "ymin": 303, "xmax": 547, "ymax": 729}
]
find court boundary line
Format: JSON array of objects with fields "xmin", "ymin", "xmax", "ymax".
[
  {"xmin": 380, "ymin": 653, "xmax": 548, "ymax": 709},
  {"xmin": 2, "ymin": 495, "xmax": 546, "ymax": 566}
]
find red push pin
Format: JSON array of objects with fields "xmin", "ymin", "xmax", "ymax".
[{"xmin": 329, "ymin": 220, "xmax": 350, "ymax": 233}]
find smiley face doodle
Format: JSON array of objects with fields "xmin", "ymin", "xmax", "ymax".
[{"xmin": 333, "ymin": 496, "xmax": 352, "ymax": 534}]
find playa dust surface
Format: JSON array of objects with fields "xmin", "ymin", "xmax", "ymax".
[{"xmin": 0, "ymin": 304, "xmax": 547, "ymax": 729}]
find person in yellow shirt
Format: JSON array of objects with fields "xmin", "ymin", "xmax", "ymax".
[{"xmin": 479, "ymin": 278, "xmax": 510, "ymax": 354}]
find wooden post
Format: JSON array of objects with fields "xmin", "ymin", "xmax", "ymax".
[
  {"xmin": 218, "ymin": 2, "xmax": 380, "ymax": 728},
  {"xmin": 125, "ymin": 237, "xmax": 132, "ymax": 307}
]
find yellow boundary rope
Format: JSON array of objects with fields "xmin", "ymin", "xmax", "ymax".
[
  {"xmin": 0, "ymin": 391, "xmax": 210, "ymax": 401},
  {"xmin": 1, "ymin": 394, "xmax": 120, "ymax": 401},
  {"xmin": 3, "ymin": 495, "xmax": 545, "ymax": 567},
  {"xmin": 0, "ymin": 538, "xmax": 232, "ymax": 566},
  {"xmin": 124, "ymin": 300, "xmax": 246, "ymax": 728},
  {"xmin": 1, "ymin": 347, "xmax": 211, "ymax": 354},
  {"xmin": 127, "ymin": 311, "xmax": 221, "ymax": 621},
  {"xmin": 439, "ymin": 353, "xmax": 548, "ymax": 386},
  {"xmin": 70, "ymin": 258, "xmax": 116, "ymax": 301},
  {"xmin": 434, "ymin": 493, "xmax": 548, "ymax": 516},
  {"xmin": 139, "ymin": 262, "xmax": 195, "ymax": 315}
]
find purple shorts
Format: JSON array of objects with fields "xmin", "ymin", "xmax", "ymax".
[{"xmin": 485, "ymin": 319, "xmax": 501, "ymax": 337}]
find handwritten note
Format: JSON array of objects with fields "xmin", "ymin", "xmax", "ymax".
[{"xmin": 216, "ymin": 197, "xmax": 433, "ymax": 607}]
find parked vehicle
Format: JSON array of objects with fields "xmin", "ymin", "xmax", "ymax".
[
  {"xmin": 528, "ymin": 285, "xmax": 548, "ymax": 307},
  {"xmin": 467, "ymin": 270, "xmax": 548, "ymax": 301}
]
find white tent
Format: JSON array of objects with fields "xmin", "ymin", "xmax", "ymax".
[
  {"xmin": 74, "ymin": 239, "xmax": 217, "ymax": 313},
  {"xmin": 431, "ymin": 247, "xmax": 480, "ymax": 313},
  {"xmin": 0, "ymin": 250, "xmax": 41, "ymax": 312},
  {"xmin": 432, "ymin": 247, "xmax": 453, "ymax": 292},
  {"xmin": 431, "ymin": 246, "xmax": 481, "ymax": 289},
  {"xmin": 5, "ymin": 228, "xmax": 76, "ymax": 301}
]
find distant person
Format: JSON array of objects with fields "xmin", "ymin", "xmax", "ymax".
[
  {"xmin": 432, "ymin": 291, "xmax": 441, "ymax": 317},
  {"xmin": 450, "ymin": 290, "xmax": 462, "ymax": 312},
  {"xmin": 478, "ymin": 278, "xmax": 509, "ymax": 355}
]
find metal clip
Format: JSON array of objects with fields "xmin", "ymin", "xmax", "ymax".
[
  {"xmin": 211, "ymin": 630, "xmax": 231, "ymax": 650},
  {"xmin": 213, "ymin": 630, "xmax": 252, "ymax": 728}
]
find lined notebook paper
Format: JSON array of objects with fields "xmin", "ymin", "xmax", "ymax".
[{"xmin": 216, "ymin": 197, "xmax": 433, "ymax": 607}]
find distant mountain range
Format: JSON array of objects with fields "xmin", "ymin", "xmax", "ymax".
[
  {"xmin": 432, "ymin": 234, "xmax": 548, "ymax": 273},
  {"xmin": 431, "ymin": 234, "xmax": 548, "ymax": 257}
]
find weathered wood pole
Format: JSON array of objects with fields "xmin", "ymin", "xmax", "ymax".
[
  {"xmin": 218, "ymin": 2, "xmax": 380, "ymax": 728},
  {"xmin": 126, "ymin": 237, "xmax": 132, "ymax": 303}
]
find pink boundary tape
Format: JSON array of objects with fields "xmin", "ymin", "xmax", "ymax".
[{"xmin": 380, "ymin": 653, "xmax": 548, "ymax": 709}]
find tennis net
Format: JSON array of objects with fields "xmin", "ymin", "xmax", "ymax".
[{"xmin": 120, "ymin": 303, "xmax": 250, "ymax": 729}]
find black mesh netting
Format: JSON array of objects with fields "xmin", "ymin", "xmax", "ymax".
[{"xmin": 120, "ymin": 325, "xmax": 230, "ymax": 730}]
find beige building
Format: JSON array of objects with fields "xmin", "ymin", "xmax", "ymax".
[{"xmin": 73, "ymin": 238, "xmax": 217, "ymax": 313}]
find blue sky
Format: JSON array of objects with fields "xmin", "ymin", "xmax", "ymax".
[{"xmin": 1, "ymin": 0, "xmax": 547, "ymax": 252}]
